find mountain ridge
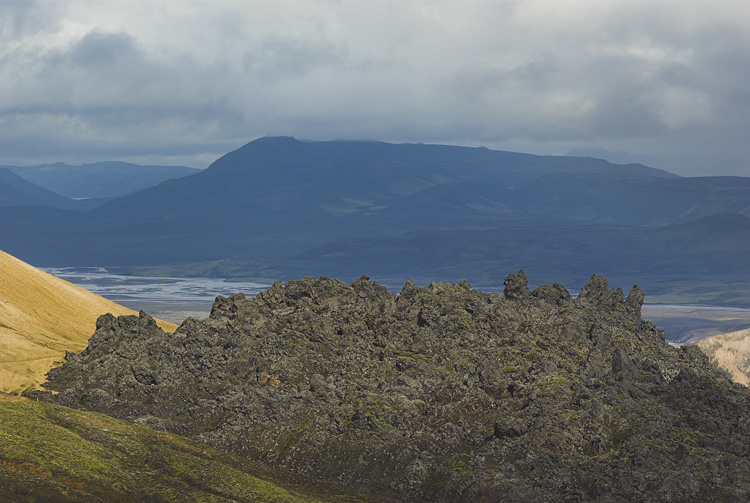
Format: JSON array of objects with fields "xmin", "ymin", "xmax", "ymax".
[
  {"xmin": 5, "ymin": 161, "xmax": 200, "ymax": 199},
  {"xmin": 3, "ymin": 137, "xmax": 750, "ymax": 305},
  {"xmin": 0, "ymin": 168, "xmax": 97, "ymax": 210}
]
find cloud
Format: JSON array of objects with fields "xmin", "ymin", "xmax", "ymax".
[{"xmin": 1, "ymin": 1, "xmax": 749, "ymax": 175}]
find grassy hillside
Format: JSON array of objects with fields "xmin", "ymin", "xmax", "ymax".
[
  {"xmin": 0, "ymin": 250, "xmax": 177, "ymax": 394},
  {"xmin": 0, "ymin": 394, "xmax": 364, "ymax": 503}
]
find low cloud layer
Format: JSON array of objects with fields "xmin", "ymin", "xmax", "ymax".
[{"xmin": 2, "ymin": 1, "xmax": 749, "ymax": 175}]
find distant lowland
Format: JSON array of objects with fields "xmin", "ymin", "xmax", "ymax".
[{"xmin": 3, "ymin": 136, "xmax": 750, "ymax": 307}]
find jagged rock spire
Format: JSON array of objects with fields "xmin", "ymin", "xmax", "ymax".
[
  {"xmin": 625, "ymin": 285, "xmax": 645, "ymax": 315},
  {"xmin": 503, "ymin": 269, "xmax": 531, "ymax": 300}
]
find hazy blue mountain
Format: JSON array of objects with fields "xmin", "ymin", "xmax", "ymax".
[
  {"xmin": 565, "ymin": 147, "xmax": 644, "ymax": 165},
  {"xmin": 91, "ymin": 137, "xmax": 679, "ymax": 225},
  {"xmin": 5, "ymin": 161, "xmax": 200, "ymax": 199},
  {"xmin": 90, "ymin": 137, "xmax": 750, "ymax": 232},
  {"xmin": 3, "ymin": 137, "xmax": 750, "ymax": 304},
  {"xmin": 0, "ymin": 168, "xmax": 72, "ymax": 208},
  {"xmin": 0, "ymin": 168, "xmax": 108, "ymax": 210}
]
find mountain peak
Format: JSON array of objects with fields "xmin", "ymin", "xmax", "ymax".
[{"xmin": 253, "ymin": 135, "xmax": 300, "ymax": 143}]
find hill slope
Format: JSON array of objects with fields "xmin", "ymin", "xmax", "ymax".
[
  {"xmin": 0, "ymin": 168, "xmax": 74, "ymax": 208},
  {"xmin": 0, "ymin": 250, "xmax": 177, "ymax": 394},
  {"xmin": 0, "ymin": 137, "xmax": 712, "ymax": 266},
  {"xmin": 697, "ymin": 328, "xmax": 750, "ymax": 386},
  {"xmin": 32, "ymin": 273, "xmax": 750, "ymax": 502},
  {"xmin": 0, "ymin": 394, "xmax": 365, "ymax": 503},
  {"xmin": 6, "ymin": 161, "xmax": 200, "ymax": 199}
]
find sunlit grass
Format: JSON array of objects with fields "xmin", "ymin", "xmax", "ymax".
[{"xmin": 0, "ymin": 250, "xmax": 178, "ymax": 394}]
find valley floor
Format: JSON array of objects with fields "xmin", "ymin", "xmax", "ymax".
[
  {"xmin": 642, "ymin": 305, "xmax": 750, "ymax": 344},
  {"xmin": 45, "ymin": 267, "xmax": 750, "ymax": 343}
]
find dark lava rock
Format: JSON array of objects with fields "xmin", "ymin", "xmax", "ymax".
[
  {"xmin": 30, "ymin": 274, "xmax": 750, "ymax": 502},
  {"xmin": 503, "ymin": 269, "xmax": 531, "ymax": 300}
]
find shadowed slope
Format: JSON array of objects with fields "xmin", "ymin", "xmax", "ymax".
[
  {"xmin": 0, "ymin": 168, "xmax": 72, "ymax": 208},
  {"xmin": 0, "ymin": 250, "xmax": 177, "ymax": 394},
  {"xmin": 5, "ymin": 161, "xmax": 200, "ymax": 199}
]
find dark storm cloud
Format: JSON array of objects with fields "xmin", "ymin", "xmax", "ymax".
[
  {"xmin": 1, "ymin": 1, "xmax": 749, "ymax": 175},
  {"xmin": 0, "ymin": 12, "xmax": 241, "ymax": 165}
]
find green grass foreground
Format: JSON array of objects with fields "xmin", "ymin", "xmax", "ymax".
[{"xmin": 0, "ymin": 396, "xmax": 366, "ymax": 503}]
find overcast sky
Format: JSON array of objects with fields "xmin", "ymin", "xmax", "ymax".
[{"xmin": 2, "ymin": 0, "xmax": 749, "ymax": 176}]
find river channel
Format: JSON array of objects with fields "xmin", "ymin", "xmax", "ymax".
[{"xmin": 45, "ymin": 267, "xmax": 750, "ymax": 344}]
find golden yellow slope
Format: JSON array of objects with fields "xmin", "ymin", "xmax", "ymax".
[
  {"xmin": 0, "ymin": 250, "xmax": 177, "ymax": 394},
  {"xmin": 697, "ymin": 328, "xmax": 750, "ymax": 386}
]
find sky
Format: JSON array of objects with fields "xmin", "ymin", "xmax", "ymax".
[{"xmin": 1, "ymin": 0, "xmax": 749, "ymax": 176}]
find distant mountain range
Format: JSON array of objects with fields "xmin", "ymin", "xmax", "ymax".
[
  {"xmin": 3, "ymin": 137, "xmax": 750, "ymax": 304},
  {"xmin": 1, "ymin": 168, "xmax": 71, "ymax": 208},
  {"xmin": 3, "ymin": 161, "xmax": 199, "ymax": 199},
  {"xmin": 0, "ymin": 168, "xmax": 106, "ymax": 210}
]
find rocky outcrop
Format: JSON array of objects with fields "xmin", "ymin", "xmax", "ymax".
[{"xmin": 31, "ymin": 272, "xmax": 750, "ymax": 502}]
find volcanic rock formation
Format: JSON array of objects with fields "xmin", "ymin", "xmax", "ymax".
[{"xmin": 32, "ymin": 273, "xmax": 750, "ymax": 502}]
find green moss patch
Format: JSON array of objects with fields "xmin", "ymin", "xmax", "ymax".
[{"xmin": 0, "ymin": 398, "xmax": 366, "ymax": 503}]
